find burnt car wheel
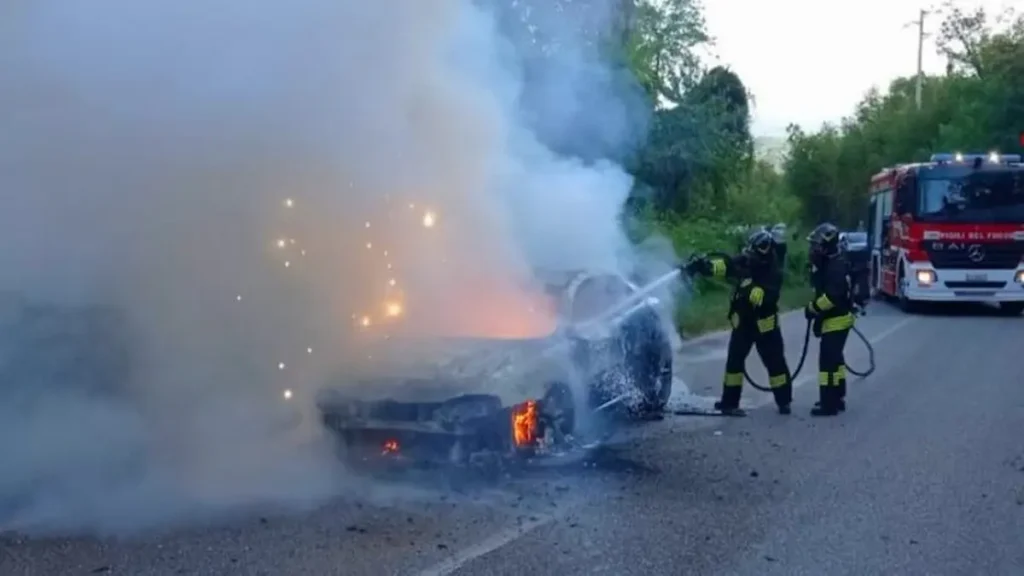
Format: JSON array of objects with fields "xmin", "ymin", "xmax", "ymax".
[
  {"xmin": 538, "ymin": 381, "xmax": 576, "ymax": 447},
  {"xmin": 620, "ymin": 309, "xmax": 673, "ymax": 415}
]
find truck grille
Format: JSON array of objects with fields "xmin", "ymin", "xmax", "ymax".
[{"xmin": 924, "ymin": 242, "xmax": 1024, "ymax": 270}]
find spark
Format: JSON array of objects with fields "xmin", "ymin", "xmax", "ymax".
[
  {"xmin": 307, "ymin": 347, "xmax": 313, "ymax": 354},
  {"xmin": 284, "ymin": 198, "xmax": 294, "ymax": 208},
  {"xmin": 388, "ymin": 278, "xmax": 396, "ymax": 287},
  {"xmin": 284, "ymin": 261, "xmax": 291, "ymax": 267},
  {"xmin": 276, "ymin": 238, "xmax": 286, "ymax": 248},
  {"xmin": 300, "ymin": 249, "xmax": 306, "ymax": 256},
  {"xmin": 366, "ymin": 242, "xmax": 372, "ymax": 250},
  {"xmin": 408, "ymin": 203, "xmax": 415, "ymax": 209},
  {"xmin": 360, "ymin": 315, "xmax": 371, "ymax": 328},
  {"xmin": 385, "ymin": 301, "xmax": 402, "ymax": 317},
  {"xmin": 278, "ymin": 362, "xmax": 286, "ymax": 370},
  {"xmin": 365, "ymin": 221, "xmax": 371, "ymax": 228},
  {"xmin": 289, "ymin": 238, "xmax": 296, "ymax": 245},
  {"xmin": 283, "ymin": 389, "xmax": 293, "ymax": 400},
  {"xmin": 386, "ymin": 263, "xmax": 392, "ymax": 270},
  {"xmin": 383, "ymin": 250, "xmax": 388, "ymax": 257},
  {"xmin": 422, "ymin": 211, "xmax": 436, "ymax": 228},
  {"xmin": 235, "ymin": 295, "xmax": 242, "ymax": 301}
]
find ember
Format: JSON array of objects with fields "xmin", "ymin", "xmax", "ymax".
[
  {"xmin": 382, "ymin": 439, "xmax": 400, "ymax": 455},
  {"xmin": 512, "ymin": 400, "xmax": 539, "ymax": 448}
]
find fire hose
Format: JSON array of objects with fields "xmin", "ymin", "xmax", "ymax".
[
  {"xmin": 670, "ymin": 258, "xmax": 877, "ymax": 415},
  {"xmin": 741, "ymin": 311, "xmax": 875, "ymax": 393}
]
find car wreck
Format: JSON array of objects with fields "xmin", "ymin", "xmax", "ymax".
[{"xmin": 316, "ymin": 269, "xmax": 676, "ymax": 468}]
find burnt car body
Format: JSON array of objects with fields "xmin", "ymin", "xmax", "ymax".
[{"xmin": 316, "ymin": 270, "xmax": 675, "ymax": 467}]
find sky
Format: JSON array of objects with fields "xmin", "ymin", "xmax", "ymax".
[{"xmin": 704, "ymin": 0, "xmax": 1024, "ymax": 137}]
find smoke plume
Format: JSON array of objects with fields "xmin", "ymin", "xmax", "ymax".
[{"xmin": 0, "ymin": 0, "xmax": 657, "ymax": 535}]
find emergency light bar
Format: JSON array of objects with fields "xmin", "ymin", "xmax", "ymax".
[{"xmin": 930, "ymin": 152, "xmax": 1021, "ymax": 164}]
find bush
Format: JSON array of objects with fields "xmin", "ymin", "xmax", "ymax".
[{"xmin": 645, "ymin": 214, "xmax": 811, "ymax": 336}]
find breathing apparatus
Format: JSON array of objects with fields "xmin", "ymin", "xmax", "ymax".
[{"xmin": 675, "ymin": 229, "xmax": 876, "ymax": 412}]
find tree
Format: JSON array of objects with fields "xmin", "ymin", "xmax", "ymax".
[
  {"xmin": 625, "ymin": 0, "xmax": 709, "ymax": 104},
  {"xmin": 782, "ymin": 5, "xmax": 1024, "ymax": 226}
]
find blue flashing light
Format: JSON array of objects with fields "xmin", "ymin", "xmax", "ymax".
[{"xmin": 930, "ymin": 152, "xmax": 1021, "ymax": 164}]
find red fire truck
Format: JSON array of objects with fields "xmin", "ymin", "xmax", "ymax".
[{"xmin": 867, "ymin": 152, "xmax": 1024, "ymax": 315}]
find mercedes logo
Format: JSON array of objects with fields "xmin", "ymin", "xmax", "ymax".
[{"xmin": 967, "ymin": 244, "xmax": 985, "ymax": 263}]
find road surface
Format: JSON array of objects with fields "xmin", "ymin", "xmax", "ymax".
[{"xmin": 3, "ymin": 302, "xmax": 1023, "ymax": 575}]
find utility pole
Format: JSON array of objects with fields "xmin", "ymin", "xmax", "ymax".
[{"xmin": 911, "ymin": 9, "xmax": 928, "ymax": 110}]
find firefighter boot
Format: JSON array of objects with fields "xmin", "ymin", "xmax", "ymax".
[
  {"xmin": 714, "ymin": 385, "xmax": 745, "ymax": 416},
  {"xmin": 770, "ymin": 374, "xmax": 792, "ymax": 415},
  {"xmin": 810, "ymin": 386, "xmax": 840, "ymax": 417},
  {"xmin": 814, "ymin": 382, "xmax": 847, "ymax": 412}
]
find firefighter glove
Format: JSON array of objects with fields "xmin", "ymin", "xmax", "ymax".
[
  {"xmin": 748, "ymin": 286, "xmax": 765, "ymax": 307},
  {"xmin": 683, "ymin": 255, "xmax": 710, "ymax": 277}
]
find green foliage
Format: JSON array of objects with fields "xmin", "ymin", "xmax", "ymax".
[
  {"xmin": 783, "ymin": 4, "xmax": 1024, "ymax": 227},
  {"xmin": 626, "ymin": 0, "xmax": 709, "ymax": 104},
  {"xmin": 618, "ymin": 0, "xmax": 810, "ymax": 334}
]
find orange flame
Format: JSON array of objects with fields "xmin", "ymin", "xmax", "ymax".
[
  {"xmin": 382, "ymin": 439, "xmax": 400, "ymax": 455},
  {"xmin": 512, "ymin": 400, "xmax": 539, "ymax": 448}
]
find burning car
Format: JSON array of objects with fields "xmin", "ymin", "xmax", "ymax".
[{"xmin": 316, "ymin": 269, "xmax": 675, "ymax": 467}]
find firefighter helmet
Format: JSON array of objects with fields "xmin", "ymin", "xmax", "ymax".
[
  {"xmin": 744, "ymin": 228, "xmax": 775, "ymax": 263},
  {"xmin": 807, "ymin": 222, "xmax": 840, "ymax": 260}
]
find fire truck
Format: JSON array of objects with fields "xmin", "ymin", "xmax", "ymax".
[{"xmin": 867, "ymin": 152, "xmax": 1024, "ymax": 315}]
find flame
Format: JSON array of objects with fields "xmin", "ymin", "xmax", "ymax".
[
  {"xmin": 389, "ymin": 280, "xmax": 557, "ymax": 339},
  {"xmin": 512, "ymin": 400, "xmax": 539, "ymax": 448},
  {"xmin": 382, "ymin": 439, "xmax": 400, "ymax": 455}
]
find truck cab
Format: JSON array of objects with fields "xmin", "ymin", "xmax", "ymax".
[{"xmin": 867, "ymin": 152, "xmax": 1024, "ymax": 314}]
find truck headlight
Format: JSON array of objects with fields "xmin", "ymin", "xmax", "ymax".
[
  {"xmin": 916, "ymin": 269, "xmax": 936, "ymax": 285},
  {"xmin": 1015, "ymin": 270, "xmax": 1024, "ymax": 284}
]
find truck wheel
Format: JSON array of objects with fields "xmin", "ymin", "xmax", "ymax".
[{"xmin": 998, "ymin": 302, "xmax": 1024, "ymax": 316}]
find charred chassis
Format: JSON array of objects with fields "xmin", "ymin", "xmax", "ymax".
[{"xmin": 317, "ymin": 270, "xmax": 674, "ymax": 467}]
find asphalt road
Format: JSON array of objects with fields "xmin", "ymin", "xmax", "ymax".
[{"xmin": 3, "ymin": 301, "xmax": 1024, "ymax": 576}]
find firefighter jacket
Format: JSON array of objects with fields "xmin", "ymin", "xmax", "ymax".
[
  {"xmin": 708, "ymin": 254, "xmax": 783, "ymax": 333},
  {"xmin": 808, "ymin": 255, "xmax": 855, "ymax": 333}
]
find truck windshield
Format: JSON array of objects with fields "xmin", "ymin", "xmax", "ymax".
[{"xmin": 916, "ymin": 170, "xmax": 1024, "ymax": 222}]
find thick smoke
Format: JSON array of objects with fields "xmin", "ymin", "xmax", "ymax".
[{"xmin": 0, "ymin": 0, "xmax": 659, "ymax": 535}]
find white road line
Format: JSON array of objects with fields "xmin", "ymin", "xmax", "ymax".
[
  {"xmin": 865, "ymin": 316, "xmax": 916, "ymax": 347},
  {"xmin": 415, "ymin": 316, "xmax": 919, "ymax": 576},
  {"xmin": 414, "ymin": 514, "xmax": 558, "ymax": 576}
]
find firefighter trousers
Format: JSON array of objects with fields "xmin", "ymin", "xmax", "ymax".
[
  {"xmin": 719, "ymin": 316, "xmax": 792, "ymax": 410},
  {"xmin": 816, "ymin": 316, "xmax": 852, "ymax": 413}
]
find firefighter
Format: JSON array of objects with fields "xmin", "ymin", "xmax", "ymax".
[
  {"xmin": 684, "ymin": 229, "xmax": 793, "ymax": 415},
  {"xmin": 805, "ymin": 222, "xmax": 856, "ymax": 417}
]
